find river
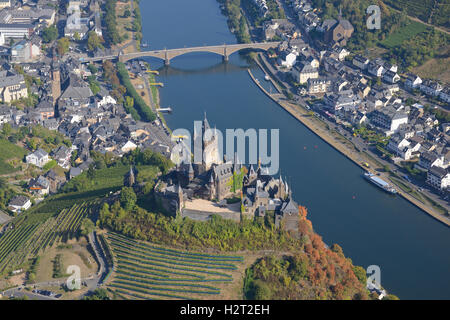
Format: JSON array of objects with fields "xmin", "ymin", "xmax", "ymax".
[{"xmin": 139, "ymin": 0, "xmax": 450, "ymax": 299}]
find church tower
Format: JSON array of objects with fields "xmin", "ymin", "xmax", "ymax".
[
  {"xmin": 51, "ymin": 49, "xmax": 61, "ymax": 106},
  {"xmin": 125, "ymin": 165, "xmax": 136, "ymax": 187}
]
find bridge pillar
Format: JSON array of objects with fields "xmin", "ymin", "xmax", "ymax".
[
  {"xmin": 223, "ymin": 46, "xmax": 228, "ymax": 63},
  {"xmin": 164, "ymin": 49, "xmax": 170, "ymax": 66}
]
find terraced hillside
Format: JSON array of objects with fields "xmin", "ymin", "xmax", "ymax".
[
  {"xmin": 105, "ymin": 232, "xmax": 244, "ymax": 300},
  {"xmin": 0, "ymin": 202, "xmax": 95, "ymax": 274}
]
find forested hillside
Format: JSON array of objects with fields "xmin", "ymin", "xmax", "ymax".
[{"xmin": 383, "ymin": 0, "xmax": 450, "ymax": 29}]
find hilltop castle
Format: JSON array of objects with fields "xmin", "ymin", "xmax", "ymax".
[{"xmin": 154, "ymin": 114, "xmax": 299, "ymax": 232}]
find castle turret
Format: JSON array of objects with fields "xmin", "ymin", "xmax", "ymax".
[
  {"xmin": 209, "ymin": 172, "xmax": 215, "ymax": 200},
  {"xmin": 188, "ymin": 162, "xmax": 194, "ymax": 181},
  {"xmin": 233, "ymin": 152, "xmax": 241, "ymax": 174}
]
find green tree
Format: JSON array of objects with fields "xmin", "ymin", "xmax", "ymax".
[
  {"xmin": 87, "ymin": 31, "xmax": 104, "ymax": 52},
  {"xmin": 87, "ymin": 164, "xmax": 96, "ymax": 180},
  {"xmin": 120, "ymin": 187, "xmax": 137, "ymax": 211},
  {"xmin": 253, "ymin": 280, "xmax": 271, "ymax": 300},
  {"xmin": 123, "ymin": 9, "xmax": 131, "ymax": 18},
  {"xmin": 87, "ymin": 64, "xmax": 98, "ymax": 74},
  {"xmin": 125, "ymin": 96, "xmax": 134, "ymax": 108},
  {"xmin": 353, "ymin": 266, "xmax": 367, "ymax": 285},
  {"xmin": 57, "ymin": 37, "xmax": 70, "ymax": 56},
  {"xmin": 42, "ymin": 25, "xmax": 58, "ymax": 43},
  {"xmin": 80, "ymin": 218, "xmax": 95, "ymax": 236},
  {"xmin": 2, "ymin": 123, "xmax": 12, "ymax": 136},
  {"xmin": 73, "ymin": 32, "xmax": 81, "ymax": 41}
]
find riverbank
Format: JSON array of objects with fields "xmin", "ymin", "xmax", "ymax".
[{"xmin": 247, "ymin": 66, "xmax": 450, "ymax": 227}]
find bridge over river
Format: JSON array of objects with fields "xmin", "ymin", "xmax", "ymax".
[{"xmin": 81, "ymin": 42, "xmax": 281, "ymax": 65}]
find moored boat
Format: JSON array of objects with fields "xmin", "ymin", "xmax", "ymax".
[{"xmin": 363, "ymin": 172, "xmax": 397, "ymax": 194}]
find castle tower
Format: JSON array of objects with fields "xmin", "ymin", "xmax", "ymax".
[{"xmin": 202, "ymin": 114, "xmax": 222, "ymax": 170}]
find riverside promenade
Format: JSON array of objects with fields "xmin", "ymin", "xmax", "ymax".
[{"xmin": 247, "ymin": 68, "xmax": 450, "ymax": 227}]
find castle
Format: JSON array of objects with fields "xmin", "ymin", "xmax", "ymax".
[{"xmin": 154, "ymin": 114, "xmax": 299, "ymax": 232}]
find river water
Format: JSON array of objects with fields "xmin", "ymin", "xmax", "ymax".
[{"xmin": 139, "ymin": 0, "xmax": 450, "ymax": 299}]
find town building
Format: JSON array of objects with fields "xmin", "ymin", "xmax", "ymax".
[
  {"xmin": 0, "ymin": 70, "xmax": 28, "ymax": 103},
  {"xmin": 8, "ymin": 195, "xmax": 31, "ymax": 213},
  {"xmin": 26, "ymin": 148, "xmax": 50, "ymax": 168},
  {"xmin": 370, "ymin": 106, "xmax": 408, "ymax": 135},
  {"xmin": 426, "ymin": 166, "xmax": 450, "ymax": 191}
]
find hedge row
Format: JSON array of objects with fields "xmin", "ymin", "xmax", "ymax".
[{"xmin": 116, "ymin": 62, "xmax": 156, "ymax": 122}]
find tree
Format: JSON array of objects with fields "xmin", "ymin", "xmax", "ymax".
[
  {"xmin": 73, "ymin": 32, "xmax": 81, "ymax": 41},
  {"xmin": 42, "ymin": 25, "xmax": 58, "ymax": 43},
  {"xmin": 2, "ymin": 123, "xmax": 12, "ymax": 136},
  {"xmin": 253, "ymin": 280, "xmax": 271, "ymax": 300},
  {"xmin": 120, "ymin": 187, "xmax": 137, "ymax": 211},
  {"xmin": 57, "ymin": 37, "xmax": 70, "ymax": 56},
  {"xmin": 80, "ymin": 218, "xmax": 95, "ymax": 236},
  {"xmin": 352, "ymin": 266, "xmax": 367, "ymax": 285},
  {"xmin": 87, "ymin": 31, "xmax": 104, "ymax": 52},
  {"xmin": 123, "ymin": 9, "xmax": 131, "ymax": 18},
  {"xmin": 125, "ymin": 96, "xmax": 134, "ymax": 108},
  {"xmin": 87, "ymin": 64, "xmax": 98, "ymax": 75},
  {"xmin": 87, "ymin": 164, "xmax": 96, "ymax": 180}
]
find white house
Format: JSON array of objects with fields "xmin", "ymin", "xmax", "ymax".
[
  {"xmin": 97, "ymin": 95, "xmax": 117, "ymax": 108},
  {"xmin": 405, "ymin": 74, "xmax": 422, "ymax": 89},
  {"xmin": 121, "ymin": 141, "xmax": 137, "ymax": 153},
  {"xmin": 383, "ymin": 71, "xmax": 400, "ymax": 84},
  {"xmin": 279, "ymin": 50, "xmax": 299, "ymax": 68},
  {"xmin": 26, "ymin": 148, "xmax": 50, "ymax": 168},
  {"xmin": 368, "ymin": 62, "xmax": 384, "ymax": 77},
  {"xmin": 333, "ymin": 47, "xmax": 349, "ymax": 61},
  {"xmin": 419, "ymin": 80, "xmax": 443, "ymax": 97},
  {"xmin": 292, "ymin": 63, "xmax": 319, "ymax": 84},
  {"xmin": 352, "ymin": 55, "xmax": 369, "ymax": 70},
  {"xmin": 426, "ymin": 166, "xmax": 450, "ymax": 191},
  {"xmin": 387, "ymin": 135, "xmax": 410, "ymax": 154},
  {"xmin": 8, "ymin": 195, "xmax": 31, "ymax": 213}
]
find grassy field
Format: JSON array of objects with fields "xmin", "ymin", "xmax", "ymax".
[
  {"xmin": 0, "ymin": 139, "xmax": 27, "ymax": 175},
  {"xmin": 105, "ymin": 232, "xmax": 245, "ymax": 300},
  {"xmin": 380, "ymin": 20, "xmax": 429, "ymax": 48},
  {"xmin": 35, "ymin": 238, "xmax": 97, "ymax": 283}
]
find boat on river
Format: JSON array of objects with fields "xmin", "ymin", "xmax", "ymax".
[{"xmin": 363, "ymin": 172, "xmax": 397, "ymax": 194}]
